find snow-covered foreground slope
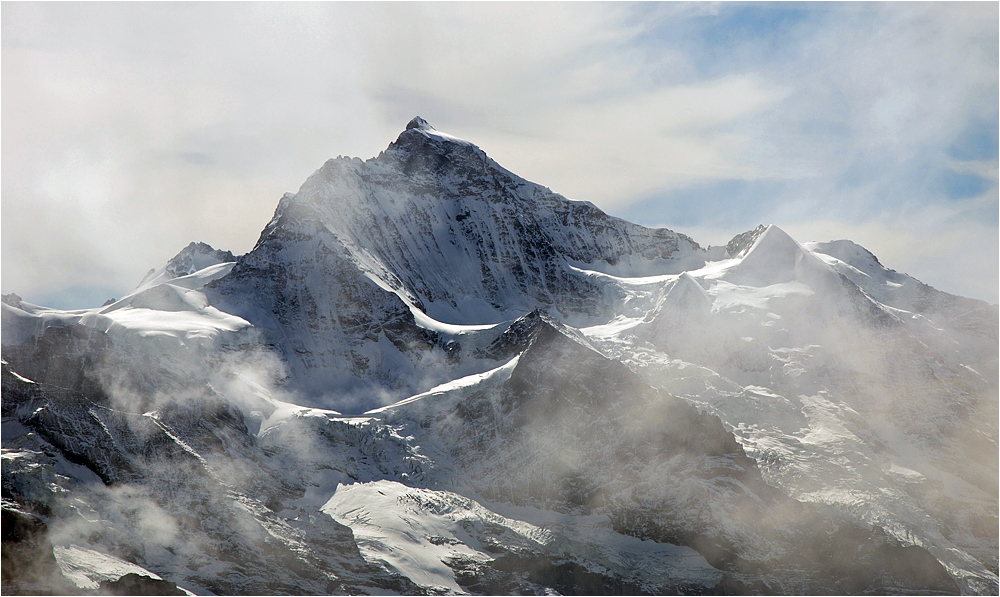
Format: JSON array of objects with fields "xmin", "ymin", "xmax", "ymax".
[{"xmin": 2, "ymin": 118, "xmax": 996, "ymax": 595}]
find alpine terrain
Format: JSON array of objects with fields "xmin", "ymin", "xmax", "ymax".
[{"xmin": 3, "ymin": 117, "xmax": 997, "ymax": 595}]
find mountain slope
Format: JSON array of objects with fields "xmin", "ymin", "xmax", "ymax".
[
  {"xmin": 581, "ymin": 225, "xmax": 998, "ymax": 593},
  {"xmin": 2, "ymin": 117, "xmax": 996, "ymax": 595}
]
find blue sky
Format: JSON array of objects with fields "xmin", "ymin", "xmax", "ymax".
[{"xmin": 3, "ymin": 2, "xmax": 997, "ymax": 306}]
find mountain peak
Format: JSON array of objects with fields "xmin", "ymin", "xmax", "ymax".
[
  {"xmin": 382, "ymin": 116, "xmax": 477, "ymax": 159},
  {"xmin": 738, "ymin": 225, "xmax": 803, "ymax": 271},
  {"xmin": 165, "ymin": 242, "xmax": 236, "ymax": 279},
  {"xmin": 405, "ymin": 116, "xmax": 434, "ymax": 131},
  {"xmin": 664, "ymin": 272, "xmax": 712, "ymax": 313}
]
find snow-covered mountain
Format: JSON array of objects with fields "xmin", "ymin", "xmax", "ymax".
[
  {"xmin": 2, "ymin": 118, "xmax": 996, "ymax": 595},
  {"xmin": 206, "ymin": 117, "xmax": 707, "ymax": 409}
]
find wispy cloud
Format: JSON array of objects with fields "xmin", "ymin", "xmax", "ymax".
[
  {"xmin": 608, "ymin": 2, "xmax": 999, "ymax": 301},
  {"xmin": 2, "ymin": 2, "xmax": 996, "ymax": 306}
]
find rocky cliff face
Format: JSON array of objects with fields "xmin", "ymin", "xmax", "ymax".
[{"xmin": 1, "ymin": 357, "xmax": 420, "ymax": 595}]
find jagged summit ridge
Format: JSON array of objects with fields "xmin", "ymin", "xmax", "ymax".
[
  {"xmin": 405, "ymin": 116, "xmax": 434, "ymax": 131},
  {"xmin": 382, "ymin": 117, "xmax": 482, "ymax": 168}
]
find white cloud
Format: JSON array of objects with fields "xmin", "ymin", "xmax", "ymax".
[
  {"xmin": 1, "ymin": 3, "xmax": 996, "ymax": 307},
  {"xmin": 461, "ymin": 74, "xmax": 789, "ymax": 202}
]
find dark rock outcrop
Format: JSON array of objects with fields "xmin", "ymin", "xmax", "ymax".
[{"xmin": 2, "ymin": 502, "xmax": 79, "ymax": 595}]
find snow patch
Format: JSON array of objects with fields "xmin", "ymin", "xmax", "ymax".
[
  {"xmin": 54, "ymin": 545, "xmax": 191, "ymax": 593},
  {"xmin": 322, "ymin": 480, "xmax": 550, "ymax": 593}
]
